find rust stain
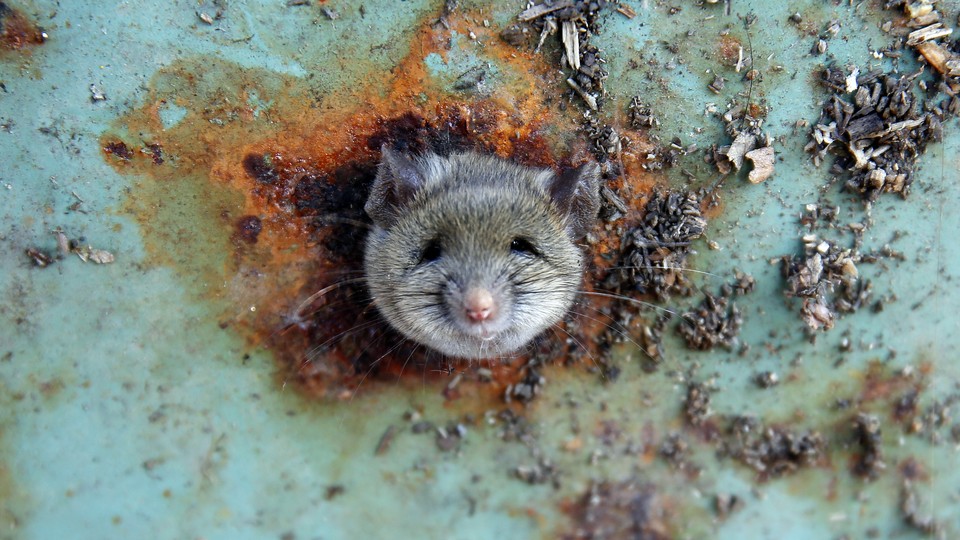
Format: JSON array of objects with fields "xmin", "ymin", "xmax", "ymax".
[
  {"xmin": 558, "ymin": 480, "xmax": 675, "ymax": 540},
  {"xmin": 0, "ymin": 2, "xmax": 45, "ymax": 52},
  {"xmin": 716, "ymin": 34, "xmax": 743, "ymax": 67},
  {"xmin": 103, "ymin": 6, "xmax": 664, "ymax": 401},
  {"xmin": 858, "ymin": 360, "xmax": 926, "ymax": 404}
]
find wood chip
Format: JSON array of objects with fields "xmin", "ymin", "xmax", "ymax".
[
  {"xmin": 906, "ymin": 23, "xmax": 952, "ymax": 46},
  {"xmin": 518, "ymin": 0, "xmax": 575, "ymax": 22},
  {"xmin": 73, "ymin": 245, "xmax": 115, "ymax": 264},
  {"xmin": 745, "ymin": 146, "xmax": 775, "ymax": 184},
  {"xmin": 616, "ymin": 4, "xmax": 637, "ymax": 19},
  {"xmin": 915, "ymin": 41, "xmax": 958, "ymax": 75},
  {"xmin": 561, "ymin": 20, "xmax": 580, "ymax": 70},
  {"xmin": 723, "ymin": 132, "xmax": 757, "ymax": 170},
  {"xmin": 566, "ymin": 77, "xmax": 598, "ymax": 111}
]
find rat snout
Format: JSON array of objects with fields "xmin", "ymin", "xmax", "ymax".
[{"xmin": 463, "ymin": 287, "xmax": 496, "ymax": 323}]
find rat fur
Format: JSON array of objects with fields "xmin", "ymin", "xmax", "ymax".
[{"xmin": 363, "ymin": 147, "xmax": 600, "ymax": 359}]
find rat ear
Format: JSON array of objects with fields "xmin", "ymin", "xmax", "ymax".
[
  {"xmin": 548, "ymin": 161, "xmax": 601, "ymax": 239},
  {"xmin": 365, "ymin": 145, "xmax": 426, "ymax": 226}
]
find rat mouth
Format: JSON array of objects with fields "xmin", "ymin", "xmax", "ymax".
[{"xmin": 458, "ymin": 320, "xmax": 508, "ymax": 340}]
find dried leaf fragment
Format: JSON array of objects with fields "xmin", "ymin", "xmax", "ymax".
[{"xmin": 745, "ymin": 146, "xmax": 775, "ymax": 184}]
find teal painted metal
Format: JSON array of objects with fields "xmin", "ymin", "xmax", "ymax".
[{"xmin": 0, "ymin": 1, "xmax": 957, "ymax": 539}]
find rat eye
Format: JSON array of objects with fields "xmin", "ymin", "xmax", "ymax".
[
  {"xmin": 419, "ymin": 238, "xmax": 442, "ymax": 264},
  {"xmin": 510, "ymin": 237, "xmax": 539, "ymax": 257}
]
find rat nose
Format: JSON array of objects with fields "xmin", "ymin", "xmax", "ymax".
[{"xmin": 464, "ymin": 288, "xmax": 496, "ymax": 323}]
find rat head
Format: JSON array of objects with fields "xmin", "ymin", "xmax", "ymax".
[{"xmin": 363, "ymin": 147, "xmax": 600, "ymax": 359}]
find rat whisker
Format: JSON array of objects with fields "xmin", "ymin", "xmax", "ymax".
[
  {"xmin": 294, "ymin": 277, "xmax": 369, "ymax": 317},
  {"xmin": 576, "ymin": 290, "xmax": 681, "ymax": 318},
  {"xmin": 570, "ymin": 303, "xmax": 683, "ymax": 372},
  {"xmin": 337, "ymin": 338, "xmax": 410, "ymax": 428},
  {"xmin": 552, "ymin": 323, "xmax": 604, "ymax": 379},
  {"xmin": 285, "ymin": 213, "xmax": 374, "ymax": 230},
  {"xmin": 602, "ymin": 265, "xmax": 722, "ymax": 279},
  {"xmin": 301, "ymin": 319, "xmax": 383, "ymax": 365},
  {"xmin": 565, "ymin": 308, "xmax": 648, "ymax": 359}
]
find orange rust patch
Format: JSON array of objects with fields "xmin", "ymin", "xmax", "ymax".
[
  {"xmin": 0, "ymin": 3, "xmax": 45, "ymax": 51},
  {"xmin": 746, "ymin": 102, "xmax": 767, "ymax": 119},
  {"xmin": 858, "ymin": 360, "xmax": 926, "ymax": 404},
  {"xmin": 716, "ymin": 34, "xmax": 743, "ymax": 67},
  {"xmin": 104, "ymin": 6, "xmax": 664, "ymax": 401}
]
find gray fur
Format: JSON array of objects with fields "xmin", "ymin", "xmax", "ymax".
[{"xmin": 363, "ymin": 150, "xmax": 600, "ymax": 359}]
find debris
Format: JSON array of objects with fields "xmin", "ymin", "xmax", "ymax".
[
  {"xmin": 677, "ymin": 292, "xmax": 742, "ymax": 351},
  {"xmin": 605, "ymin": 190, "xmax": 707, "ymax": 301},
  {"xmin": 616, "ymin": 4, "xmax": 636, "ymax": 19},
  {"xmin": 104, "ymin": 141, "xmax": 133, "ymax": 160},
  {"xmin": 755, "ymin": 371, "xmax": 779, "ymax": 388},
  {"xmin": 52, "ymin": 228, "xmax": 70, "ymax": 257},
  {"xmin": 197, "ymin": 12, "xmax": 214, "ymax": 25},
  {"xmin": 89, "ymin": 84, "xmax": 107, "ymax": 102},
  {"xmin": 504, "ymin": 366, "xmax": 545, "ymax": 404},
  {"xmin": 566, "ymin": 77, "xmax": 597, "ymax": 111},
  {"xmin": 599, "ymin": 185, "xmax": 627, "ymax": 222},
  {"xmin": 906, "ymin": 23, "xmax": 952, "ymax": 46},
  {"xmin": 900, "ymin": 481, "xmax": 941, "ymax": 535},
  {"xmin": 512, "ymin": 2, "xmax": 612, "ymax": 112},
  {"xmin": 915, "ymin": 41, "xmax": 960, "ymax": 76},
  {"xmin": 73, "ymin": 245, "xmax": 115, "ymax": 264},
  {"xmin": 805, "ymin": 65, "xmax": 947, "ymax": 201},
  {"xmin": 728, "ymin": 420, "xmax": 825, "ymax": 476},
  {"xmin": 564, "ymin": 480, "xmax": 674, "ymax": 539},
  {"xmin": 324, "ymin": 484, "xmax": 345, "ymax": 501},
  {"xmin": 375, "ymin": 425, "xmax": 398, "ymax": 456},
  {"xmin": 744, "ymin": 146, "xmax": 775, "ymax": 183},
  {"xmin": 25, "ymin": 248, "xmax": 54, "ymax": 267},
  {"xmin": 659, "ymin": 433, "xmax": 689, "ymax": 467},
  {"xmin": 730, "ymin": 271, "xmax": 756, "ymax": 296},
  {"xmin": 452, "ymin": 66, "xmax": 487, "ymax": 94},
  {"xmin": 781, "ymin": 235, "xmax": 869, "ymax": 331},
  {"xmin": 499, "ymin": 25, "xmax": 528, "ymax": 47},
  {"xmin": 628, "ymin": 97, "xmax": 659, "ymax": 129},
  {"xmin": 708, "ymin": 74, "xmax": 725, "ymax": 94},
  {"xmin": 518, "ymin": 0, "xmax": 575, "ymax": 22},
  {"xmin": 684, "ymin": 382, "xmax": 711, "ymax": 426},
  {"xmin": 435, "ymin": 424, "xmax": 463, "ymax": 452},
  {"xmin": 714, "ymin": 493, "xmax": 744, "ymax": 519},
  {"xmin": 561, "ymin": 20, "xmax": 580, "ymax": 70},
  {"xmin": 513, "ymin": 457, "xmax": 558, "ymax": 486},
  {"xmin": 851, "ymin": 413, "xmax": 885, "ymax": 479},
  {"xmin": 322, "ymin": 7, "xmax": 339, "ymax": 21},
  {"xmin": 723, "ymin": 132, "xmax": 756, "ymax": 171},
  {"xmin": 585, "ymin": 120, "xmax": 621, "ymax": 157},
  {"xmin": 708, "ymin": 99, "xmax": 774, "ymax": 180}
]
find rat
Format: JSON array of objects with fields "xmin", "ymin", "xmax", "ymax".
[{"xmin": 363, "ymin": 146, "xmax": 600, "ymax": 359}]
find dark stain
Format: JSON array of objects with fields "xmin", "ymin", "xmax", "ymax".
[
  {"xmin": 899, "ymin": 456, "xmax": 929, "ymax": 482},
  {"xmin": 560, "ymin": 480, "xmax": 674, "ymax": 540},
  {"xmin": 37, "ymin": 378, "xmax": 64, "ymax": 400},
  {"xmin": 243, "ymin": 153, "xmax": 279, "ymax": 184},
  {"xmin": 145, "ymin": 142, "xmax": 164, "ymax": 165},
  {"xmin": 103, "ymin": 140, "xmax": 133, "ymax": 160},
  {"xmin": 233, "ymin": 215, "xmax": 262, "ymax": 244}
]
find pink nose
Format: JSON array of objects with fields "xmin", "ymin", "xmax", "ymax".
[{"xmin": 464, "ymin": 288, "xmax": 495, "ymax": 323}]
